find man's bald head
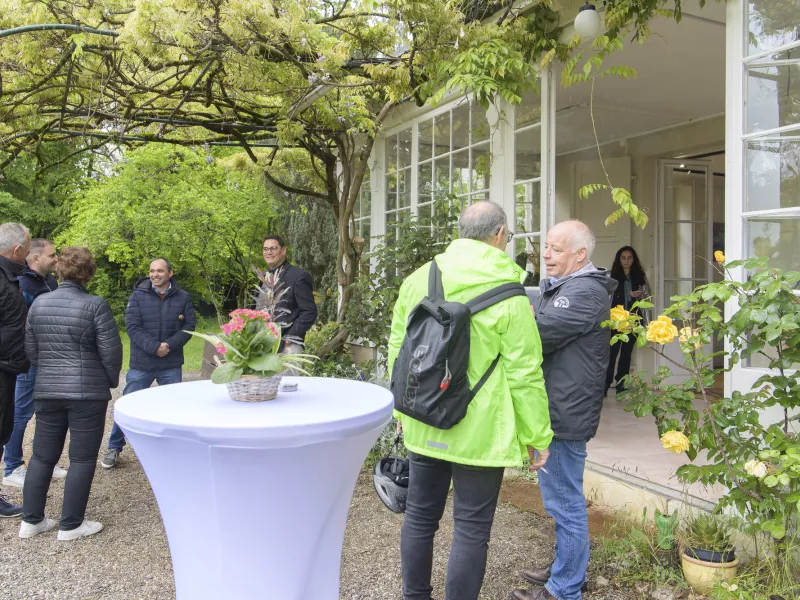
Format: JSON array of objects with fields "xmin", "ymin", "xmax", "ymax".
[
  {"xmin": 543, "ymin": 220, "xmax": 595, "ymax": 279},
  {"xmin": 459, "ymin": 201, "xmax": 509, "ymax": 249}
]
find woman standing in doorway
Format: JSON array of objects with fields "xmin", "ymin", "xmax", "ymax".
[{"xmin": 606, "ymin": 246, "xmax": 649, "ymax": 395}]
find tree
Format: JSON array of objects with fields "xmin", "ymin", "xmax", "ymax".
[
  {"xmin": 59, "ymin": 145, "xmax": 278, "ymax": 317},
  {"xmin": 2, "ymin": 0, "xmax": 695, "ymax": 351}
]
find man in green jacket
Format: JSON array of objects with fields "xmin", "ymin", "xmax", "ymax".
[{"xmin": 388, "ymin": 201, "xmax": 553, "ymax": 600}]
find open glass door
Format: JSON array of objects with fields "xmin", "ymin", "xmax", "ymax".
[{"xmin": 658, "ymin": 159, "xmax": 714, "ymax": 382}]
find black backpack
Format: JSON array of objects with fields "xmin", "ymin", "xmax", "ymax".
[{"xmin": 390, "ymin": 259, "xmax": 526, "ymax": 430}]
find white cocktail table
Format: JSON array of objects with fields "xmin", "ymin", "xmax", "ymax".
[{"xmin": 114, "ymin": 377, "xmax": 393, "ymax": 600}]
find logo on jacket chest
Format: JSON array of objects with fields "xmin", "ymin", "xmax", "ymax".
[{"xmin": 553, "ymin": 296, "xmax": 570, "ymax": 308}]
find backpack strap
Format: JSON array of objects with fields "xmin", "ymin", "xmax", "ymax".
[
  {"xmin": 466, "ymin": 282, "xmax": 526, "ymax": 314},
  {"xmin": 470, "ymin": 354, "xmax": 501, "ymax": 399},
  {"xmin": 427, "ymin": 259, "xmax": 444, "ymax": 300}
]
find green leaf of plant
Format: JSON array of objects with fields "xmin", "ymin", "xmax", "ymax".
[
  {"xmin": 248, "ymin": 353, "xmax": 283, "ymax": 373},
  {"xmin": 210, "ymin": 363, "xmax": 243, "ymax": 384}
]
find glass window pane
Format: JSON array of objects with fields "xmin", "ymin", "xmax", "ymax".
[
  {"xmin": 435, "ymin": 162, "xmax": 450, "ymax": 196},
  {"xmin": 386, "ymin": 172, "xmax": 397, "ymax": 211},
  {"xmin": 361, "ymin": 187, "xmax": 371, "ymax": 217},
  {"xmin": 452, "ymin": 151, "xmax": 469, "ymax": 196},
  {"xmin": 385, "ymin": 135, "xmax": 397, "ymax": 172},
  {"xmin": 514, "ymin": 235, "xmax": 541, "ymax": 284},
  {"xmin": 434, "ymin": 112, "xmax": 451, "ymax": 157},
  {"xmin": 663, "ymin": 223, "xmax": 708, "ymax": 281},
  {"xmin": 398, "ymin": 169, "xmax": 411, "ymax": 208},
  {"xmin": 747, "ymin": 0, "xmax": 800, "ymax": 56},
  {"xmin": 515, "ymin": 126, "xmax": 542, "ymax": 181},
  {"xmin": 515, "ymin": 86, "xmax": 542, "ymax": 129},
  {"xmin": 418, "ymin": 203, "xmax": 433, "ymax": 227},
  {"xmin": 452, "ymin": 102, "xmax": 470, "ymax": 154},
  {"xmin": 746, "ymin": 138, "xmax": 800, "ymax": 211},
  {"xmin": 747, "ymin": 52, "xmax": 800, "ymax": 133},
  {"xmin": 419, "ymin": 119, "xmax": 433, "ymax": 163},
  {"xmin": 362, "ymin": 219, "xmax": 371, "ymax": 241},
  {"xmin": 398, "ymin": 128, "xmax": 412, "ymax": 169},
  {"xmin": 419, "ymin": 163, "xmax": 432, "ymax": 196},
  {"xmin": 471, "ymin": 143, "xmax": 491, "ymax": 192},
  {"xmin": 747, "ymin": 217, "xmax": 800, "ymax": 272},
  {"xmin": 664, "ymin": 167, "xmax": 708, "ymax": 223},
  {"xmin": 470, "ymin": 102, "xmax": 490, "ymax": 143},
  {"xmin": 663, "ymin": 280, "xmax": 703, "ymax": 301},
  {"xmin": 514, "ymin": 182, "xmax": 541, "ymax": 234}
]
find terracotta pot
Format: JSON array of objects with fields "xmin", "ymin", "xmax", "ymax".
[{"xmin": 680, "ymin": 551, "xmax": 739, "ymax": 594}]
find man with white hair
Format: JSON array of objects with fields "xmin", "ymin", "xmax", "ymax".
[
  {"xmin": 0, "ymin": 222, "xmax": 31, "ymax": 518},
  {"xmin": 512, "ymin": 220, "xmax": 617, "ymax": 600}
]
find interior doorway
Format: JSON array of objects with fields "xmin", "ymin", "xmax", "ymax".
[{"xmin": 657, "ymin": 153, "xmax": 726, "ymax": 381}]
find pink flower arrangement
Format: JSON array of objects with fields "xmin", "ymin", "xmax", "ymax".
[{"xmin": 187, "ymin": 304, "xmax": 313, "ymax": 383}]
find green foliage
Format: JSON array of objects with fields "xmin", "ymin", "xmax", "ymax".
[
  {"xmin": 303, "ymin": 321, "xmax": 376, "ymax": 380},
  {"xmin": 593, "ymin": 509, "xmax": 687, "ymax": 590},
  {"xmin": 58, "ymin": 145, "xmax": 277, "ymax": 317},
  {"xmin": 346, "ymin": 197, "xmax": 460, "ymax": 366},
  {"xmin": 0, "ymin": 142, "xmax": 90, "ymax": 237},
  {"xmin": 682, "ymin": 513, "xmax": 734, "ymax": 553},
  {"xmin": 607, "ymin": 257, "xmax": 800, "ymax": 557}
]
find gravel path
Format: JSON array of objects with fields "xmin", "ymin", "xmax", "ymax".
[{"xmin": 0, "ymin": 374, "xmax": 634, "ymax": 600}]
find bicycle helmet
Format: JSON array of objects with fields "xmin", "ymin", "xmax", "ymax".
[{"xmin": 373, "ymin": 434, "xmax": 409, "ymax": 513}]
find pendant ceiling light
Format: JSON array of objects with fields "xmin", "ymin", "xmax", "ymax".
[{"xmin": 574, "ymin": 3, "xmax": 602, "ymax": 39}]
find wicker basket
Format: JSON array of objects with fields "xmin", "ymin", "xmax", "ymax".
[{"xmin": 226, "ymin": 374, "xmax": 283, "ymax": 402}]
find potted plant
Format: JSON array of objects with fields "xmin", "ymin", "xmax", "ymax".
[
  {"xmin": 679, "ymin": 513, "xmax": 738, "ymax": 594},
  {"xmin": 189, "ymin": 308, "xmax": 314, "ymax": 402}
]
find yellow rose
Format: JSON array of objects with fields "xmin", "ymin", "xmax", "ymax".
[
  {"xmin": 679, "ymin": 327, "xmax": 702, "ymax": 349},
  {"xmin": 744, "ymin": 459, "xmax": 767, "ymax": 479},
  {"xmin": 646, "ymin": 315, "xmax": 679, "ymax": 344},
  {"xmin": 714, "ymin": 250, "xmax": 726, "ymax": 263},
  {"xmin": 661, "ymin": 430, "xmax": 690, "ymax": 454},
  {"xmin": 610, "ymin": 305, "xmax": 631, "ymax": 331}
]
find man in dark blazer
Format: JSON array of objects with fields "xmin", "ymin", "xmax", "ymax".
[{"xmin": 258, "ymin": 235, "xmax": 317, "ymax": 352}]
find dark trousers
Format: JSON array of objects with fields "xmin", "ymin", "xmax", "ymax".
[
  {"xmin": 0, "ymin": 372, "xmax": 17, "ymax": 465},
  {"xmin": 400, "ymin": 452, "xmax": 504, "ymax": 600},
  {"xmin": 23, "ymin": 400, "xmax": 108, "ymax": 531},
  {"xmin": 606, "ymin": 335, "xmax": 636, "ymax": 391}
]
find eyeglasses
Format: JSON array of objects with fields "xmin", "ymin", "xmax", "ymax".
[
  {"xmin": 502, "ymin": 229, "xmax": 514, "ymax": 244},
  {"xmin": 262, "ymin": 247, "xmax": 282, "ymax": 254}
]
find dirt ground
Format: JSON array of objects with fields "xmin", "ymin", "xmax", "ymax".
[{"xmin": 0, "ymin": 374, "xmax": 636, "ymax": 600}]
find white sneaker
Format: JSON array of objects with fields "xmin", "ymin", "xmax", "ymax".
[
  {"xmin": 52, "ymin": 466, "xmax": 68, "ymax": 479},
  {"xmin": 19, "ymin": 518, "xmax": 57, "ymax": 539},
  {"xmin": 2, "ymin": 466, "xmax": 26, "ymax": 488},
  {"xmin": 57, "ymin": 520, "xmax": 103, "ymax": 541}
]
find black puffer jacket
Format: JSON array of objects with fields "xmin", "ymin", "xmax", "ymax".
[
  {"xmin": 26, "ymin": 281, "xmax": 122, "ymax": 401},
  {"xmin": 126, "ymin": 277, "xmax": 196, "ymax": 371},
  {"xmin": 0, "ymin": 256, "xmax": 30, "ymax": 375}
]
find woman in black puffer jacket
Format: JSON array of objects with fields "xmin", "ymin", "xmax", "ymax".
[
  {"xmin": 606, "ymin": 246, "xmax": 650, "ymax": 396},
  {"xmin": 19, "ymin": 246, "xmax": 122, "ymax": 541}
]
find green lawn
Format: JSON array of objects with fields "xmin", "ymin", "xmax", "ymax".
[{"xmin": 120, "ymin": 316, "xmax": 218, "ymax": 372}]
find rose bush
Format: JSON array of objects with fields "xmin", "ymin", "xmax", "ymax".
[{"xmin": 605, "ymin": 256, "xmax": 800, "ymax": 549}]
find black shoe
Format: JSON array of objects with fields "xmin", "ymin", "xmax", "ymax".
[{"xmin": 0, "ymin": 495, "xmax": 22, "ymax": 518}]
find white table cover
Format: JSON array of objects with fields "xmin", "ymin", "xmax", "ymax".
[{"xmin": 114, "ymin": 377, "xmax": 393, "ymax": 600}]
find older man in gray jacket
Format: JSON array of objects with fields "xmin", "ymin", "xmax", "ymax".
[{"xmin": 512, "ymin": 221, "xmax": 617, "ymax": 600}]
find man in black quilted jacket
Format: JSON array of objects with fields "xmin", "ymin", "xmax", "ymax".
[
  {"xmin": 102, "ymin": 258, "xmax": 196, "ymax": 469},
  {"xmin": 0, "ymin": 222, "xmax": 31, "ymax": 518}
]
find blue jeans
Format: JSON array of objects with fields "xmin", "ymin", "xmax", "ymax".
[
  {"xmin": 4, "ymin": 366, "xmax": 37, "ymax": 476},
  {"xmin": 108, "ymin": 368, "xmax": 182, "ymax": 452},
  {"xmin": 537, "ymin": 437, "xmax": 590, "ymax": 600}
]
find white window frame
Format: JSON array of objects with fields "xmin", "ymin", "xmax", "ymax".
[{"xmin": 725, "ymin": 0, "xmax": 800, "ymax": 398}]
